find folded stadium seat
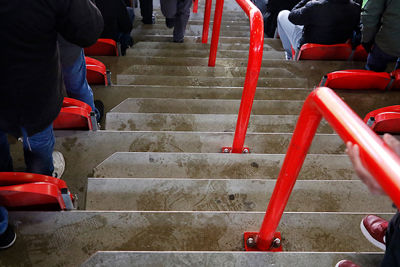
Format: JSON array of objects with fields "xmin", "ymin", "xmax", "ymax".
[
  {"xmin": 294, "ymin": 43, "xmax": 353, "ymax": 61},
  {"xmin": 364, "ymin": 105, "xmax": 400, "ymax": 134},
  {"xmin": 351, "ymin": 45, "xmax": 368, "ymax": 61},
  {"xmin": 390, "ymin": 69, "xmax": 400, "ymax": 90},
  {"xmin": 84, "ymin": 38, "xmax": 119, "ymax": 56},
  {"xmin": 0, "ymin": 172, "xmax": 75, "ymax": 210},
  {"xmin": 85, "ymin": 57, "xmax": 110, "ymax": 85},
  {"xmin": 53, "ymin": 97, "xmax": 97, "ymax": 130},
  {"xmin": 319, "ymin": 69, "xmax": 392, "ymax": 90}
]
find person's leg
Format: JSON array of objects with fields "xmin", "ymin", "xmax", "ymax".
[
  {"xmin": 381, "ymin": 212, "xmax": 400, "ymax": 266},
  {"xmin": 366, "ymin": 44, "xmax": 397, "ymax": 72},
  {"xmin": 0, "ymin": 131, "xmax": 13, "ymax": 172},
  {"xmin": 22, "ymin": 124, "xmax": 55, "ymax": 176},
  {"xmin": 160, "ymin": 0, "xmax": 178, "ymax": 18},
  {"xmin": 173, "ymin": 0, "xmax": 193, "ymax": 42},
  {"xmin": 126, "ymin": 6, "xmax": 135, "ymax": 24},
  {"xmin": 62, "ymin": 50, "xmax": 101, "ymax": 120},
  {"xmin": 139, "ymin": 0, "xmax": 154, "ymax": 24},
  {"xmin": 0, "ymin": 206, "xmax": 15, "ymax": 250},
  {"xmin": 277, "ymin": 10, "xmax": 303, "ymax": 60}
]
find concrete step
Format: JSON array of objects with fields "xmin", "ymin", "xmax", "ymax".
[
  {"xmin": 92, "ymin": 86, "xmax": 311, "ymax": 113},
  {"xmin": 116, "ymin": 76, "xmax": 306, "ymax": 87},
  {"xmin": 132, "ymin": 28, "xmax": 253, "ymax": 38},
  {"xmin": 82, "ymin": 251, "xmax": 383, "ymax": 267},
  {"xmin": 86, "ymin": 178, "xmax": 392, "ymax": 212},
  {"xmin": 134, "ymin": 23, "xmax": 251, "ymax": 32},
  {"xmin": 93, "ymin": 152, "xmax": 354, "ymax": 180},
  {"xmin": 119, "ymin": 65, "xmax": 295, "ymax": 78},
  {"xmin": 110, "ymin": 98, "xmax": 305, "ymax": 114},
  {"xmin": 104, "ymin": 113, "xmax": 333, "ymax": 133},
  {"xmin": 134, "ymin": 35, "xmax": 262, "ymax": 44},
  {"xmin": 3, "ymin": 211, "xmax": 391, "ymax": 266},
  {"xmin": 125, "ymin": 48, "xmax": 285, "ymax": 59},
  {"xmin": 132, "ymin": 41, "xmax": 283, "ymax": 51}
]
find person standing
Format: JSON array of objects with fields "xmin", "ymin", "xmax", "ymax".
[{"xmin": 161, "ymin": 0, "xmax": 193, "ymax": 43}]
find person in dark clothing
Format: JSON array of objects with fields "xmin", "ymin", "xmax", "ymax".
[
  {"xmin": 161, "ymin": 0, "xmax": 193, "ymax": 43},
  {"xmin": 262, "ymin": 0, "xmax": 301, "ymax": 37},
  {"xmin": 139, "ymin": 0, "xmax": 155, "ymax": 24},
  {"xmin": 95, "ymin": 0, "xmax": 133, "ymax": 55},
  {"xmin": 0, "ymin": 0, "xmax": 103, "ymax": 176},
  {"xmin": 277, "ymin": 0, "xmax": 361, "ymax": 59}
]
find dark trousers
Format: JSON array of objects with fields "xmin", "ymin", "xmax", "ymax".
[
  {"xmin": 366, "ymin": 44, "xmax": 400, "ymax": 72},
  {"xmin": 381, "ymin": 212, "xmax": 400, "ymax": 266},
  {"xmin": 139, "ymin": 0, "xmax": 153, "ymax": 23},
  {"xmin": 160, "ymin": 0, "xmax": 192, "ymax": 41}
]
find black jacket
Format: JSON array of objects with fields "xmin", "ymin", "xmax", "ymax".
[
  {"xmin": 0, "ymin": 0, "xmax": 103, "ymax": 137},
  {"xmin": 289, "ymin": 0, "xmax": 361, "ymax": 46},
  {"xmin": 264, "ymin": 0, "xmax": 301, "ymax": 37},
  {"xmin": 95, "ymin": 0, "xmax": 132, "ymax": 41}
]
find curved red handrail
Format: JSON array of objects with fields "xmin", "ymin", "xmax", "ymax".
[
  {"xmin": 206, "ymin": 0, "xmax": 264, "ymax": 153},
  {"xmin": 246, "ymin": 87, "xmax": 400, "ymax": 251},
  {"xmin": 202, "ymin": 0, "xmax": 213, "ymax": 43}
]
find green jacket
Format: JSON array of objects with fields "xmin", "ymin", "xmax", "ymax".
[{"xmin": 361, "ymin": 0, "xmax": 400, "ymax": 57}]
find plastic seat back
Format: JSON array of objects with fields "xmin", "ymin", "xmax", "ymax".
[
  {"xmin": 364, "ymin": 105, "xmax": 400, "ymax": 134},
  {"xmin": 320, "ymin": 69, "xmax": 392, "ymax": 90},
  {"xmin": 85, "ymin": 57, "xmax": 108, "ymax": 85},
  {"xmin": 390, "ymin": 69, "xmax": 400, "ymax": 90},
  {"xmin": 351, "ymin": 45, "xmax": 368, "ymax": 61},
  {"xmin": 296, "ymin": 43, "xmax": 352, "ymax": 61},
  {"xmin": 53, "ymin": 97, "xmax": 94, "ymax": 130},
  {"xmin": 0, "ymin": 172, "xmax": 74, "ymax": 210},
  {"xmin": 84, "ymin": 39, "xmax": 119, "ymax": 56}
]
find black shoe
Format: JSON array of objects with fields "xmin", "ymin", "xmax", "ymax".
[
  {"xmin": 173, "ymin": 38, "xmax": 184, "ymax": 43},
  {"xmin": 142, "ymin": 14, "xmax": 155, "ymax": 24},
  {"xmin": 0, "ymin": 225, "xmax": 16, "ymax": 250},
  {"xmin": 165, "ymin": 18, "xmax": 175, "ymax": 29},
  {"xmin": 94, "ymin": 100, "xmax": 104, "ymax": 122}
]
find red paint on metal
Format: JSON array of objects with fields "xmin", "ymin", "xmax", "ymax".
[
  {"xmin": 246, "ymin": 87, "xmax": 400, "ymax": 251},
  {"xmin": 193, "ymin": 0, "xmax": 199, "ymax": 13},
  {"xmin": 202, "ymin": 0, "xmax": 212, "ymax": 43}
]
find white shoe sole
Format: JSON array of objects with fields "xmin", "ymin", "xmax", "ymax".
[
  {"xmin": 0, "ymin": 230, "xmax": 16, "ymax": 250},
  {"xmin": 52, "ymin": 151, "xmax": 65, "ymax": 178},
  {"xmin": 360, "ymin": 219, "xmax": 386, "ymax": 251}
]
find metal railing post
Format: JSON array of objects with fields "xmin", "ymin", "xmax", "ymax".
[
  {"xmin": 193, "ymin": 0, "xmax": 199, "ymax": 13},
  {"xmin": 208, "ymin": 0, "xmax": 224, "ymax": 66},
  {"xmin": 202, "ymin": 0, "xmax": 213, "ymax": 43},
  {"xmin": 245, "ymin": 87, "xmax": 400, "ymax": 251}
]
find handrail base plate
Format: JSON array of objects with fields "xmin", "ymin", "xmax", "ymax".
[{"xmin": 244, "ymin": 232, "xmax": 283, "ymax": 252}]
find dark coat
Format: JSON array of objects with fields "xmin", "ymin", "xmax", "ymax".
[
  {"xmin": 95, "ymin": 0, "xmax": 133, "ymax": 41},
  {"xmin": 264, "ymin": 0, "xmax": 301, "ymax": 37},
  {"xmin": 0, "ymin": 0, "xmax": 103, "ymax": 137},
  {"xmin": 289, "ymin": 0, "xmax": 361, "ymax": 46}
]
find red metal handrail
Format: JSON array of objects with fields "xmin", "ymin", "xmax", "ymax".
[
  {"xmin": 245, "ymin": 87, "xmax": 400, "ymax": 251},
  {"xmin": 202, "ymin": 0, "xmax": 213, "ymax": 43},
  {"xmin": 193, "ymin": 0, "xmax": 199, "ymax": 13},
  {"xmin": 205, "ymin": 0, "xmax": 264, "ymax": 153}
]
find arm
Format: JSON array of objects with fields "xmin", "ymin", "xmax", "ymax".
[
  {"xmin": 56, "ymin": 0, "xmax": 104, "ymax": 47},
  {"xmin": 288, "ymin": 0, "xmax": 315, "ymax": 25},
  {"xmin": 346, "ymin": 134, "xmax": 400, "ymax": 195},
  {"xmin": 361, "ymin": 0, "xmax": 386, "ymax": 43}
]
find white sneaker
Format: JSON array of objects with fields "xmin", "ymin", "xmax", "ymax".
[{"xmin": 52, "ymin": 151, "xmax": 65, "ymax": 178}]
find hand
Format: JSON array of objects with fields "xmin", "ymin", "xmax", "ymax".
[{"xmin": 346, "ymin": 142, "xmax": 385, "ymax": 195}]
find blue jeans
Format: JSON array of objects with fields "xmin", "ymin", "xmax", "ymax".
[
  {"xmin": 0, "ymin": 207, "xmax": 7, "ymax": 235},
  {"xmin": 277, "ymin": 10, "xmax": 304, "ymax": 60},
  {"xmin": 366, "ymin": 44, "xmax": 400, "ymax": 72},
  {"xmin": 61, "ymin": 50, "xmax": 100, "ymax": 120},
  {"xmin": 0, "ymin": 124, "xmax": 55, "ymax": 176}
]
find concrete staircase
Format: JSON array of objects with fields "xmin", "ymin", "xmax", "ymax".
[{"xmin": 4, "ymin": 2, "xmax": 400, "ymax": 266}]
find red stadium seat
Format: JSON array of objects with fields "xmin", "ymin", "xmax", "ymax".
[
  {"xmin": 53, "ymin": 97, "xmax": 96, "ymax": 130},
  {"xmin": 351, "ymin": 45, "xmax": 368, "ymax": 61},
  {"xmin": 390, "ymin": 69, "xmax": 400, "ymax": 90},
  {"xmin": 0, "ymin": 172, "xmax": 75, "ymax": 210},
  {"xmin": 364, "ymin": 105, "xmax": 400, "ymax": 134},
  {"xmin": 84, "ymin": 39, "xmax": 119, "ymax": 56},
  {"xmin": 319, "ymin": 69, "xmax": 392, "ymax": 90},
  {"xmin": 294, "ymin": 43, "xmax": 353, "ymax": 61},
  {"xmin": 85, "ymin": 57, "xmax": 109, "ymax": 85}
]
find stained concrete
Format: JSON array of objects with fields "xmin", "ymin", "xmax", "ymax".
[
  {"xmin": 105, "ymin": 113, "xmax": 333, "ymax": 133},
  {"xmin": 86, "ymin": 178, "xmax": 393, "ymax": 212},
  {"xmin": 93, "ymin": 152, "xmax": 355, "ymax": 180},
  {"xmin": 1, "ymin": 212, "xmax": 393, "ymax": 266},
  {"xmin": 83, "ymin": 251, "xmax": 383, "ymax": 267}
]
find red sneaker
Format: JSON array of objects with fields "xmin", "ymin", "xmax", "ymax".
[
  {"xmin": 360, "ymin": 215, "xmax": 388, "ymax": 251},
  {"xmin": 335, "ymin": 260, "xmax": 361, "ymax": 267}
]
